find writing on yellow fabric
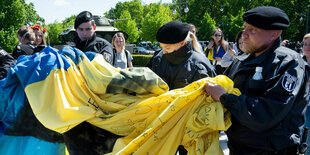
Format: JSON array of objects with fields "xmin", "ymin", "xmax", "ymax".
[{"xmin": 25, "ymin": 51, "xmax": 240, "ymax": 154}]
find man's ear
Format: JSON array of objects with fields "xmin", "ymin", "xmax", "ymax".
[
  {"xmin": 94, "ymin": 24, "xmax": 96, "ymax": 30},
  {"xmin": 270, "ymin": 30, "xmax": 281, "ymax": 41}
]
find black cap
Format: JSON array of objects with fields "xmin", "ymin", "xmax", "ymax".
[
  {"xmin": 243, "ymin": 6, "xmax": 290, "ymax": 30},
  {"xmin": 74, "ymin": 11, "xmax": 94, "ymax": 29},
  {"xmin": 156, "ymin": 21, "xmax": 189, "ymax": 44}
]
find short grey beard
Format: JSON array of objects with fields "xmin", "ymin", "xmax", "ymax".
[{"xmin": 241, "ymin": 43, "xmax": 269, "ymax": 54}]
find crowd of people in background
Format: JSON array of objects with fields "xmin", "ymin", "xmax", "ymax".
[{"xmin": 0, "ymin": 5, "xmax": 310, "ymax": 155}]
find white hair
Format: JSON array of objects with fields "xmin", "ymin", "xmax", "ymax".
[{"xmin": 184, "ymin": 31, "xmax": 202, "ymax": 53}]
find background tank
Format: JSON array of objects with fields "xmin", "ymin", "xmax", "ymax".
[{"xmin": 58, "ymin": 15, "xmax": 128, "ymax": 43}]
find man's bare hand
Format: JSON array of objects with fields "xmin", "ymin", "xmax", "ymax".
[{"xmin": 204, "ymin": 82, "xmax": 226, "ymax": 101}]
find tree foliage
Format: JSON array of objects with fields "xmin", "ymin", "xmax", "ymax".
[
  {"xmin": 46, "ymin": 23, "xmax": 64, "ymax": 44},
  {"xmin": 226, "ymin": 8, "xmax": 245, "ymax": 41},
  {"xmin": 184, "ymin": 0, "xmax": 309, "ymax": 42},
  {"xmin": 0, "ymin": 0, "xmax": 25, "ymax": 52},
  {"xmin": 0, "ymin": 0, "xmax": 309, "ymax": 49},
  {"xmin": 198, "ymin": 12, "xmax": 216, "ymax": 41},
  {"xmin": 46, "ymin": 15, "xmax": 76, "ymax": 44},
  {"xmin": 140, "ymin": 3, "xmax": 174, "ymax": 42},
  {"xmin": 113, "ymin": 0, "xmax": 144, "ymax": 27},
  {"xmin": 22, "ymin": 1, "xmax": 45, "ymax": 26},
  {"xmin": 0, "ymin": 0, "xmax": 45, "ymax": 52},
  {"xmin": 114, "ymin": 10, "xmax": 139, "ymax": 43}
]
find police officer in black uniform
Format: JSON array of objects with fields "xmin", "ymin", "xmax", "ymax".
[
  {"xmin": 72, "ymin": 11, "xmax": 114, "ymax": 64},
  {"xmin": 63, "ymin": 11, "xmax": 120, "ymax": 155},
  {"xmin": 146, "ymin": 21, "xmax": 215, "ymax": 154},
  {"xmin": 146, "ymin": 21, "xmax": 215, "ymax": 90},
  {"xmin": 205, "ymin": 6, "xmax": 310, "ymax": 154}
]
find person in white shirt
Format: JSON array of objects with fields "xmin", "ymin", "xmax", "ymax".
[{"xmin": 112, "ymin": 32, "xmax": 133, "ymax": 69}]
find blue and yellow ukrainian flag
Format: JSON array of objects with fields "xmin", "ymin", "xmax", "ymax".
[{"xmin": 0, "ymin": 46, "xmax": 240, "ymax": 154}]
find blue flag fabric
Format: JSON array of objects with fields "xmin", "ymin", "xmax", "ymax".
[
  {"xmin": 0, "ymin": 46, "xmax": 168, "ymax": 136},
  {"xmin": 0, "ymin": 46, "xmax": 81, "ymax": 136}
]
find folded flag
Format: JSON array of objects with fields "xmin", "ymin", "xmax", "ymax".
[{"xmin": 0, "ymin": 46, "xmax": 240, "ymax": 154}]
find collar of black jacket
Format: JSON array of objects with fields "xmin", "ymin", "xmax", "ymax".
[
  {"xmin": 163, "ymin": 41, "xmax": 192, "ymax": 65},
  {"xmin": 74, "ymin": 33, "xmax": 97, "ymax": 51}
]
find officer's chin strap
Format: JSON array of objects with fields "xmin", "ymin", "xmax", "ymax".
[{"xmin": 298, "ymin": 127, "xmax": 309, "ymax": 154}]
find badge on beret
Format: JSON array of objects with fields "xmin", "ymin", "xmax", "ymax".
[
  {"xmin": 281, "ymin": 73, "xmax": 297, "ymax": 92},
  {"xmin": 17, "ymin": 45, "xmax": 21, "ymax": 51},
  {"xmin": 86, "ymin": 12, "xmax": 91, "ymax": 18}
]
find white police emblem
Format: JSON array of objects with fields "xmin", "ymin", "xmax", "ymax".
[
  {"xmin": 0, "ymin": 49, "xmax": 5, "ymax": 55},
  {"xmin": 103, "ymin": 53, "xmax": 112, "ymax": 63},
  {"xmin": 281, "ymin": 73, "xmax": 297, "ymax": 92}
]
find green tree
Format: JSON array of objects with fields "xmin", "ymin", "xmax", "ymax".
[
  {"xmin": 113, "ymin": 0, "xmax": 143, "ymax": 27},
  {"xmin": 266, "ymin": 0, "xmax": 309, "ymax": 41},
  {"xmin": 140, "ymin": 3, "xmax": 173, "ymax": 42},
  {"xmin": 0, "ymin": 27, "xmax": 18, "ymax": 52},
  {"xmin": 46, "ymin": 23, "xmax": 63, "ymax": 44},
  {"xmin": 46, "ymin": 15, "xmax": 76, "ymax": 44},
  {"xmin": 0, "ymin": 0, "xmax": 25, "ymax": 52},
  {"xmin": 198, "ymin": 12, "xmax": 216, "ymax": 41},
  {"xmin": 185, "ymin": 0, "xmax": 310, "ymax": 42},
  {"xmin": 114, "ymin": 10, "xmax": 139, "ymax": 43},
  {"xmin": 227, "ymin": 8, "xmax": 245, "ymax": 41},
  {"xmin": 22, "ymin": 1, "xmax": 45, "ymax": 26},
  {"xmin": 0, "ymin": 0, "xmax": 46, "ymax": 52},
  {"xmin": 62, "ymin": 15, "xmax": 76, "ymax": 28}
]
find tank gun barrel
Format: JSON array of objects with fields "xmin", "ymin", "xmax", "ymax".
[{"xmin": 108, "ymin": 19, "xmax": 129, "ymax": 25}]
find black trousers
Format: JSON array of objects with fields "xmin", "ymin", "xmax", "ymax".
[
  {"xmin": 228, "ymin": 142, "xmax": 299, "ymax": 155},
  {"xmin": 176, "ymin": 145, "xmax": 187, "ymax": 155},
  {"xmin": 215, "ymin": 64, "xmax": 226, "ymax": 75}
]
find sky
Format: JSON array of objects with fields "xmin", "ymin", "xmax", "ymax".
[{"xmin": 26, "ymin": 0, "xmax": 172, "ymax": 24}]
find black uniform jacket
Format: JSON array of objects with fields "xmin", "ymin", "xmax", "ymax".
[
  {"xmin": 73, "ymin": 33, "xmax": 114, "ymax": 64},
  {"xmin": 220, "ymin": 38, "xmax": 310, "ymax": 151},
  {"xmin": 146, "ymin": 42, "xmax": 216, "ymax": 90},
  {"xmin": 12, "ymin": 42, "xmax": 38, "ymax": 59},
  {"xmin": 0, "ymin": 48, "xmax": 15, "ymax": 79}
]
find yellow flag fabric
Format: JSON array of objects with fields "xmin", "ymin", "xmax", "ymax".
[
  {"xmin": 107, "ymin": 75, "xmax": 240, "ymax": 155},
  {"xmin": 22, "ymin": 47, "xmax": 240, "ymax": 154},
  {"xmin": 207, "ymin": 47, "xmax": 214, "ymax": 60}
]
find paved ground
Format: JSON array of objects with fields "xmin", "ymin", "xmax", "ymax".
[
  {"xmin": 176, "ymin": 131, "xmax": 229, "ymax": 155},
  {"xmin": 220, "ymin": 131, "xmax": 229, "ymax": 155}
]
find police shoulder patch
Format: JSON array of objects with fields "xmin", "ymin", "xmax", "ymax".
[
  {"xmin": 103, "ymin": 52, "xmax": 112, "ymax": 63},
  {"xmin": 281, "ymin": 73, "xmax": 297, "ymax": 92},
  {"xmin": 0, "ymin": 49, "xmax": 6, "ymax": 55}
]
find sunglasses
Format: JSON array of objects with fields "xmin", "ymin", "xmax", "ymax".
[{"xmin": 214, "ymin": 34, "xmax": 222, "ymax": 37}]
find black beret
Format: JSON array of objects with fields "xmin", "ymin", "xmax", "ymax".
[
  {"xmin": 74, "ymin": 11, "xmax": 94, "ymax": 29},
  {"xmin": 243, "ymin": 6, "xmax": 290, "ymax": 30},
  {"xmin": 156, "ymin": 21, "xmax": 189, "ymax": 44}
]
